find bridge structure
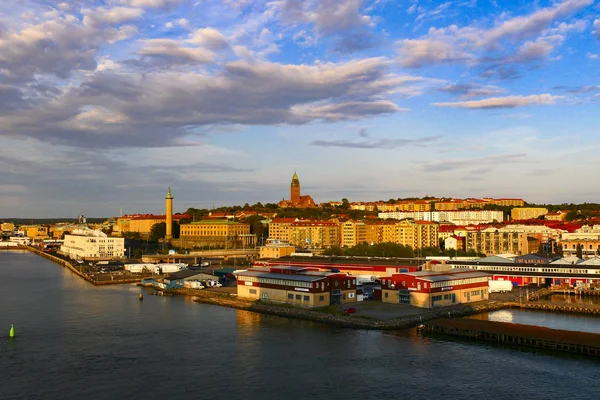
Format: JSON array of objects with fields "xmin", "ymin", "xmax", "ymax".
[{"xmin": 141, "ymin": 248, "xmax": 259, "ymax": 264}]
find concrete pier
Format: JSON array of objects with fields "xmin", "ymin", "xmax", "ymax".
[{"xmin": 422, "ymin": 318, "xmax": 600, "ymax": 356}]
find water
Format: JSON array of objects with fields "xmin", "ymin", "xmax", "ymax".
[
  {"xmin": 470, "ymin": 309, "xmax": 600, "ymax": 334},
  {"xmin": 1, "ymin": 251, "xmax": 600, "ymax": 400}
]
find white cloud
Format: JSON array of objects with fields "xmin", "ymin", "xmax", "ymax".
[
  {"xmin": 187, "ymin": 27, "xmax": 230, "ymax": 50},
  {"xmin": 594, "ymin": 19, "xmax": 600, "ymax": 41},
  {"xmin": 587, "ymin": 52, "xmax": 599, "ymax": 59},
  {"xmin": 124, "ymin": 0, "xmax": 180, "ymax": 7},
  {"xmin": 397, "ymin": 39, "xmax": 474, "ymax": 68},
  {"xmin": 432, "ymin": 94, "xmax": 560, "ymax": 109},
  {"xmin": 82, "ymin": 6, "xmax": 144, "ymax": 27},
  {"xmin": 397, "ymin": 0, "xmax": 593, "ymax": 68}
]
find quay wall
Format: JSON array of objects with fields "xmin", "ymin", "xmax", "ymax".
[
  {"xmin": 422, "ymin": 318, "xmax": 600, "ymax": 357},
  {"xmin": 148, "ymin": 287, "xmax": 509, "ymax": 330},
  {"xmin": 26, "ymin": 246, "xmax": 142, "ymax": 286}
]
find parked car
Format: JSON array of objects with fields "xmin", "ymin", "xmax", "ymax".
[{"xmin": 343, "ymin": 307, "xmax": 357, "ymax": 314}]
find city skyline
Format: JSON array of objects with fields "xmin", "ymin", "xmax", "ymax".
[{"xmin": 1, "ymin": 0, "xmax": 599, "ymax": 218}]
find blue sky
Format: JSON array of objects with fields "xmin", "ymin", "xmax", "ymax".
[{"xmin": 0, "ymin": 0, "xmax": 599, "ymax": 218}]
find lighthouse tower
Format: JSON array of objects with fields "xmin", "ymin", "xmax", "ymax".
[{"xmin": 165, "ymin": 187, "xmax": 173, "ymax": 240}]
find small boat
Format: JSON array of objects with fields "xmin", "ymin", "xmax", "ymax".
[{"xmin": 139, "ymin": 293, "xmax": 144, "ymax": 301}]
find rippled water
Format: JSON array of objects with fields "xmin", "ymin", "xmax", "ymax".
[{"xmin": 1, "ymin": 251, "xmax": 599, "ymax": 400}]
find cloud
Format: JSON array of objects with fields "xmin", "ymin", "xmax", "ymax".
[
  {"xmin": 0, "ymin": 10, "xmax": 138, "ymax": 82},
  {"xmin": 272, "ymin": 0, "xmax": 376, "ymax": 52},
  {"xmin": 82, "ymin": 6, "xmax": 144, "ymax": 27},
  {"xmin": 275, "ymin": 0, "xmax": 372, "ymax": 34},
  {"xmin": 594, "ymin": 19, "xmax": 600, "ymax": 41},
  {"xmin": 396, "ymin": 0, "xmax": 593, "ymax": 69},
  {"xmin": 311, "ymin": 132, "xmax": 441, "ymax": 149},
  {"xmin": 397, "ymin": 39, "xmax": 474, "ymax": 68},
  {"xmin": 292, "ymin": 100, "xmax": 405, "ymax": 121},
  {"xmin": 420, "ymin": 153, "xmax": 528, "ymax": 172},
  {"xmin": 124, "ymin": 0, "xmax": 181, "ymax": 7},
  {"xmin": 438, "ymin": 83, "xmax": 506, "ymax": 99},
  {"xmin": 475, "ymin": 0, "xmax": 592, "ymax": 49},
  {"xmin": 187, "ymin": 27, "xmax": 230, "ymax": 50},
  {"xmin": 136, "ymin": 39, "xmax": 215, "ymax": 64},
  {"xmin": 587, "ymin": 52, "xmax": 599, "ymax": 59},
  {"xmin": 553, "ymin": 85, "xmax": 600, "ymax": 94},
  {"xmin": 0, "ymin": 58, "xmax": 416, "ymax": 148},
  {"xmin": 432, "ymin": 94, "xmax": 560, "ymax": 109}
]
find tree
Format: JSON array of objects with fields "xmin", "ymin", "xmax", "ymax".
[
  {"xmin": 576, "ymin": 243, "xmax": 583, "ymax": 259},
  {"xmin": 340, "ymin": 198, "xmax": 350, "ymax": 209},
  {"xmin": 565, "ymin": 210, "xmax": 579, "ymax": 221},
  {"xmin": 133, "ymin": 248, "xmax": 143, "ymax": 259},
  {"xmin": 246, "ymin": 215, "xmax": 268, "ymax": 243},
  {"xmin": 150, "ymin": 221, "xmax": 180, "ymax": 240}
]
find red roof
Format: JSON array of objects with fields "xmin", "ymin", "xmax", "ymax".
[{"xmin": 291, "ymin": 221, "xmax": 337, "ymax": 227}]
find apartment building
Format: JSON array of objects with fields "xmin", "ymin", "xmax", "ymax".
[
  {"xmin": 511, "ymin": 207, "xmax": 548, "ymax": 220},
  {"xmin": 341, "ymin": 220, "xmax": 367, "ymax": 247},
  {"xmin": 395, "ymin": 220, "xmax": 439, "ymax": 249},
  {"xmin": 365, "ymin": 222, "xmax": 397, "ymax": 245},
  {"xmin": 268, "ymin": 218, "xmax": 299, "ymax": 243},
  {"xmin": 288, "ymin": 220, "xmax": 340, "ymax": 248}
]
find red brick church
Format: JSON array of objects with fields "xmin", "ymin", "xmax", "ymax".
[{"xmin": 278, "ymin": 172, "xmax": 317, "ymax": 208}]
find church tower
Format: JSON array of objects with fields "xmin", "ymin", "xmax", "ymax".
[
  {"xmin": 290, "ymin": 172, "xmax": 300, "ymax": 205},
  {"xmin": 165, "ymin": 187, "xmax": 173, "ymax": 240}
]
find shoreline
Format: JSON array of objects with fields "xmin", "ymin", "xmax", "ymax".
[
  {"xmin": 25, "ymin": 246, "xmax": 145, "ymax": 286},
  {"xmin": 21, "ymin": 248, "xmax": 600, "ymax": 331}
]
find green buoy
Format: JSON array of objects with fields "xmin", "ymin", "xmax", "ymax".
[{"xmin": 9, "ymin": 324, "xmax": 15, "ymax": 339}]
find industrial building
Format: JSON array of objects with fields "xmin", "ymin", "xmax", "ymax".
[
  {"xmin": 380, "ymin": 269, "xmax": 490, "ymax": 308},
  {"xmin": 236, "ymin": 265, "xmax": 357, "ymax": 308}
]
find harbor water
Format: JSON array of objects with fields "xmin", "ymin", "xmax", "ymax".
[{"xmin": 1, "ymin": 252, "xmax": 599, "ymax": 400}]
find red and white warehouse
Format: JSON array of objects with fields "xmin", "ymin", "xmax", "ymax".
[
  {"xmin": 235, "ymin": 265, "xmax": 357, "ymax": 308},
  {"xmin": 381, "ymin": 269, "xmax": 490, "ymax": 308}
]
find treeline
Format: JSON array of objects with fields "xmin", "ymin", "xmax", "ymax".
[{"xmin": 322, "ymin": 242, "xmax": 484, "ymax": 258}]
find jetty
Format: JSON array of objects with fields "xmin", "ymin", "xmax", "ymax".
[{"xmin": 421, "ymin": 318, "xmax": 600, "ymax": 356}]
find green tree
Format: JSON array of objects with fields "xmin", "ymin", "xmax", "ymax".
[
  {"xmin": 340, "ymin": 198, "xmax": 350, "ymax": 209},
  {"xmin": 565, "ymin": 210, "xmax": 579, "ymax": 221},
  {"xmin": 150, "ymin": 221, "xmax": 180, "ymax": 240},
  {"xmin": 133, "ymin": 248, "xmax": 143, "ymax": 259},
  {"xmin": 246, "ymin": 215, "xmax": 269, "ymax": 243},
  {"xmin": 576, "ymin": 243, "xmax": 583, "ymax": 259}
]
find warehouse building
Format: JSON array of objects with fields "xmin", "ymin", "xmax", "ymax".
[
  {"xmin": 381, "ymin": 269, "xmax": 490, "ymax": 308},
  {"xmin": 236, "ymin": 266, "xmax": 357, "ymax": 308}
]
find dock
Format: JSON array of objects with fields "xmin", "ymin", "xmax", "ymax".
[{"xmin": 421, "ymin": 318, "xmax": 600, "ymax": 356}]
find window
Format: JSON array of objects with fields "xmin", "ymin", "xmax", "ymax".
[
  {"xmin": 319, "ymin": 295, "xmax": 325, "ymax": 302},
  {"xmin": 303, "ymin": 295, "xmax": 309, "ymax": 301},
  {"xmin": 384, "ymin": 292, "xmax": 388, "ymax": 298},
  {"xmin": 288, "ymin": 293, "xmax": 293, "ymax": 299},
  {"xmin": 249, "ymin": 289, "xmax": 257, "ymax": 295},
  {"xmin": 296, "ymin": 294, "xmax": 301, "ymax": 300}
]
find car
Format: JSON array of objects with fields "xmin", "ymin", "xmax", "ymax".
[{"xmin": 343, "ymin": 307, "xmax": 357, "ymax": 314}]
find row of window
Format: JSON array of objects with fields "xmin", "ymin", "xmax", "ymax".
[
  {"xmin": 465, "ymin": 265, "xmax": 600, "ymax": 275},
  {"xmin": 241, "ymin": 276, "xmax": 313, "ymax": 288}
]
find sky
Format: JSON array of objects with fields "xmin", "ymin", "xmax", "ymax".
[{"xmin": 0, "ymin": 0, "xmax": 599, "ymax": 218}]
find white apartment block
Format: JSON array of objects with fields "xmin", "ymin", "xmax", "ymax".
[{"xmin": 378, "ymin": 210, "xmax": 504, "ymax": 225}]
